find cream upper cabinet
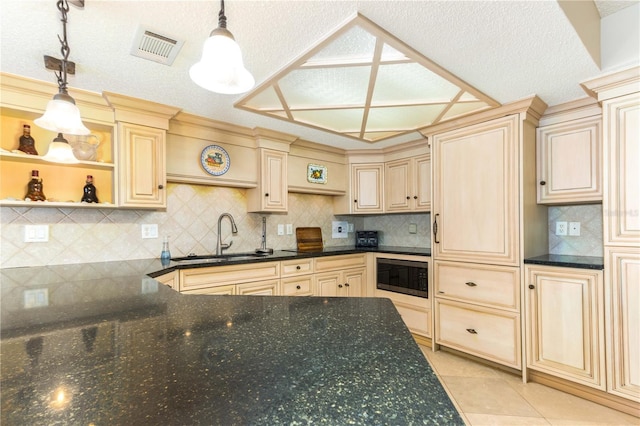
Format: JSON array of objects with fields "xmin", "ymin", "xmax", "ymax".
[
  {"xmin": 103, "ymin": 91, "xmax": 180, "ymax": 210},
  {"xmin": 384, "ymin": 154, "xmax": 430, "ymax": 212},
  {"xmin": 247, "ymin": 148, "xmax": 288, "ymax": 213},
  {"xmin": 605, "ymin": 247, "xmax": 640, "ymax": 403},
  {"xmin": 117, "ymin": 123, "xmax": 167, "ymax": 208},
  {"xmin": 432, "ymin": 115, "xmax": 520, "ymax": 265},
  {"xmin": 536, "ymin": 115, "xmax": 602, "ymax": 204},
  {"xmin": 334, "ymin": 163, "xmax": 384, "ymax": 214},
  {"xmin": 524, "ymin": 265, "xmax": 605, "ymax": 390},
  {"xmin": 352, "ymin": 163, "xmax": 384, "ymax": 214},
  {"xmin": 603, "ymin": 92, "xmax": 640, "ymax": 246}
]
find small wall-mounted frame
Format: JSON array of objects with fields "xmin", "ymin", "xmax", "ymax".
[{"xmin": 307, "ymin": 163, "xmax": 327, "ymax": 184}]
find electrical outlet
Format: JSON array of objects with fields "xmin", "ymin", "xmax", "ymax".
[
  {"xmin": 24, "ymin": 288, "xmax": 49, "ymax": 308},
  {"xmin": 569, "ymin": 222, "xmax": 581, "ymax": 236},
  {"xmin": 277, "ymin": 224, "xmax": 284, "ymax": 236},
  {"xmin": 556, "ymin": 221, "xmax": 567, "ymax": 236},
  {"xmin": 141, "ymin": 224, "xmax": 158, "ymax": 239},
  {"xmin": 24, "ymin": 225, "xmax": 49, "ymax": 242},
  {"xmin": 286, "ymin": 224, "xmax": 293, "ymax": 235}
]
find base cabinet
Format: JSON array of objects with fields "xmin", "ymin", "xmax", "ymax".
[
  {"xmin": 605, "ymin": 247, "xmax": 640, "ymax": 403},
  {"xmin": 316, "ymin": 268, "xmax": 365, "ymax": 297},
  {"xmin": 524, "ymin": 265, "xmax": 605, "ymax": 390}
]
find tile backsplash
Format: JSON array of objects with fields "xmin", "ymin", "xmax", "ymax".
[
  {"xmin": 548, "ymin": 204, "xmax": 603, "ymax": 257},
  {"xmin": 0, "ymin": 184, "xmax": 604, "ymax": 269},
  {"xmin": 0, "ymin": 183, "xmax": 430, "ymax": 268}
]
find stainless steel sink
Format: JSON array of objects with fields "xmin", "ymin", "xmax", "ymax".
[{"xmin": 171, "ymin": 253, "xmax": 269, "ymax": 264}]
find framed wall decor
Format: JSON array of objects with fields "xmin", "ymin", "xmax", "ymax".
[
  {"xmin": 307, "ymin": 163, "xmax": 327, "ymax": 184},
  {"xmin": 201, "ymin": 144, "xmax": 230, "ymax": 176}
]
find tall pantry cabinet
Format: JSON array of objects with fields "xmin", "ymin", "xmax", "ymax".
[
  {"xmin": 583, "ymin": 67, "xmax": 640, "ymax": 406},
  {"xmin": 424, "ymin": 97, "xmax": 549, "ymax": 370}
]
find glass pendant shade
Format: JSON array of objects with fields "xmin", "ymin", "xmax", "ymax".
[
  {"xmin": 42, "ymin": 133, "xmax": 79, "ymax": 164},
  {"xmin": 35, "ymin": 96, "xmax": 90, "ymax": 136},
  {"xmin": 190, "ymin": 28, "xmax": 255, "ymax": 95}
]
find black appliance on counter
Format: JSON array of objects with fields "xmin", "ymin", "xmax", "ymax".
[
  {"xmin": 355, "ymin": 231, "xmax": 379, "ymax": 248},
  {"xmin": 376, "ymin": 258, "xmax": 428, "ymax": 299}
]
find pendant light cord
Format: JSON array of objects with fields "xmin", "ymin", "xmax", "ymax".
[
  {"xmin": 218, "ymin": 0, "xmax": 227, "ymax": 29},
  {"xmin": 55, "ymin": 0, "xmax": 71, "ymax": 95}
]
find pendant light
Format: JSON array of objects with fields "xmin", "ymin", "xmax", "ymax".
[
  {"xmin": 189, "ymin": 0, "xmax": 255, "ymax": 95},
  {"xmin": 42, "ymin": 133, "xmax": 79, "ymax": 164},
  {"xmin": 35, "ymin": 0, "xmax": 88, "ymax": 164}
]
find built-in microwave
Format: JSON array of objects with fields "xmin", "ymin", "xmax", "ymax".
[{"xmin": 376, "ymin": 258, "xmax": 428, "ymax": 299}]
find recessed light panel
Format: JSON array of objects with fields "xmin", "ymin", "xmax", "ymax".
[{"xmin": 236, "ymin": 13, "xmax": 499, "ymax": 143}]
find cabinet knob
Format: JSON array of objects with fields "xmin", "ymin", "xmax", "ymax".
[
  {"xmin": 296, "ymin": 265, "xmax": 301, "ymax": 270},
  {"xmin": 413, "ymin": 196, "xmax": 418, "ymax": 199},
  {"xmin": 354, "ymin": 199, "xmax": 358, "ymax": 203},
  {"xmin": 158, "ymin": 184, "xmax": 164, "ymax": 189},
  {"xmin": 466, "ymin": 328, "xmax": 478, "ymax": 334},
  {"xmin": 406, "ymin": 196, "xmax": 411, "ymax": 200},
  {"xmin": 296, "ymin": 285, "xmax": 301, "ymax": 290},
  {"xmin": 529, "ymin": 284, "xmax": 535, "ymax": 289},
  {"xmin": 265, "ymin": 193, "xmax": 269, "ymax": 197},
  {"xmin": 344, "ymin": 283, "xmax": 350, "ymax": 287},
  {"xmin": 338, "ymin": 284, "xmax": 343, "ymax": 288},
  {"xmin": 539, "ymin": 181, "xmax": 546, "ymax": 186},
  {"xmin": 465, "ymin": 281, "xmax": 477, "ymax": 287}
]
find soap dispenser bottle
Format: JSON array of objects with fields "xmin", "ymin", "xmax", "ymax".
[{"xmin": 160, "ymin": 236, "xmax": 171, "ymax": 265}]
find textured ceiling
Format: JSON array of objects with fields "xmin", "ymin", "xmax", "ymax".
[{"xmin": 0, "ymin": 1, "xmax": 637, "ymax": 150}]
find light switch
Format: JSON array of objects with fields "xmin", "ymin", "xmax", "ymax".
[
  {"xmin": 286, "ymin": 224, "xmax": 293, "ymax": 235},
  {"xmin": 141, "ymin": 224, "xmax": 158, "ymax": 239},
  {"xmin": 277, "ymin": 224, "xmax": 285, "ymax": 236},
  {"xmin": 409, "ymin": 223, "xmax": 418, "ymax": 234}
]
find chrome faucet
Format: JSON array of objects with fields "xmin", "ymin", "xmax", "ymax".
[{"xmin": 216, "ymin": 213, "xmax": 238, "ymax": 255}]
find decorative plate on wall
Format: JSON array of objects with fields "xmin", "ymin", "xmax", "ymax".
[
  {"xmin": 307, "ymin": 163, "xmax": 327, "ymax": 184},
  {"xmin": 201, "ymin": 145, "xmax": 230, "ymax": 176}
]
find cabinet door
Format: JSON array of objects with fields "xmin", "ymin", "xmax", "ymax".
[
  {"xmin": 118, "ymin": 123, "xmax": 166, "ymax": 208},
  {"xmin": 536, "ymin": 116, "xmax": 602, "ymax": 204},
  {"xmin": 525, "ymin": 265, "xmax": 605, "ymax": 390},
  {"xmin": 603, "ymin": 93, "xmax": 640, "ymax": 246},
  {"xmin": 352, "ymin": 163, "xmax": 384, "ymax": 213},
  {"xmin": 385, "ymin": 159, "xmax": 412, "ymax": 212},
  {"xmin": 263, "ymin": 149, "xmax": 288, "ymax": 211},
  {"xmin": 415, "ymin": 154, "xmax": 431, "ymax": 211},
  {"xmin": 343, "ymin": 268, "xmax": 365, "ymax": 297},
  {"xmin": 605, "ymin": 247, "xmax": 640, "ymax": 402},
  {"xmin": 316, "ymin": 272, "xmax": 341, "ymax": 297},
  {"xmin": 432, "ymin": 115, "xmax": 519, "ymax": 265}
]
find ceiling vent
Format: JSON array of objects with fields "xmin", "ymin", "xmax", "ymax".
[{"xmin": 130, "ymin": 26, "xmax": 184, "ymax": 66}]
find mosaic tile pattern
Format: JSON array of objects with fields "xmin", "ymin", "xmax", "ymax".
[
  {"xmin": 548, "ymin": 204, "xmax": 603, "ymax": 257},
  {"xmin": 0, "ymin": 184, "xmax": 422, "ymax": 268}
]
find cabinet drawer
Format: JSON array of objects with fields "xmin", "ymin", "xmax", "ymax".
[
  {"xmin": 179, "ymin": 262, "xmax": 280, "ymax": 291},
  {"xmin": 435, "ymin": 261, "xmax": 519, "ymax": 310},
  {"xmin": 314, "ymin": 254, "xmax": 367, "ymax": 272},
  {"xmin": 281, "ymin": 258, "xmax": 314, "ymax": 277},
  {"xmin": 436, "ymin": 300, "xmax": 521, "ymax": 369},
  {"xmin": 282, "ymin": 276, "xmax": 314, "ymax": 296},
  {"xmin": 182, "ymin": 285, "xmax": 236, "ymax": 295}
]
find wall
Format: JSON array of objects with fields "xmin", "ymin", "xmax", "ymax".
[
  {"xmin": 548, "ymin": 204, "xmax": 603, "ymax": 257},
  {"xmin": 0, "ymin": 183, "xmax": 431, "ymax": 268}
]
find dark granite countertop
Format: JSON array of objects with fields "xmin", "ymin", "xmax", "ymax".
[
  {"xmin": 0, "ymin": 258, "xmax": 460, "ymax": 425},
  {"xmin": 524, "ymin": 254, "xmax": 604, "ymax": 270},
  {"xmin": 148, "ymin": 245, "xmax": 430, "ymax": 277}
]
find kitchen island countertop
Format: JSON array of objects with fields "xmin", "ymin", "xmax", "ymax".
[{"xmin": 0, "ymin": 257, "xmax": 460, "ymax": 425}]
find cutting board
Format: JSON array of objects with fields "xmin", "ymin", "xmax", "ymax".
[{"xmin": 296, "ymin": 227, "xmax": 323, "ymax": 251}]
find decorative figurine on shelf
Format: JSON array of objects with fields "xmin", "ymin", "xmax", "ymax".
[
  {"xmin": 25, "ymin": 170, "xmax": 46, "ymax": 201},
  {"xmin": 18, "ymin": 124, "xmax": 38, "ymax": 155},
  {"xmin": 81, "ymin": 175, "xmax": 99, "ymax": 203}
]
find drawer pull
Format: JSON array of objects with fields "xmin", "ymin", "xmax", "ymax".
[
  {"xmin": 296, "ymin": 265, "xmax": 301, "ymax": 270},
  {"xmin": 438, "ymin": 290, "xmax": 445, "ymax": 294},
  {"xmin": 296, "ymin": 285, "xmax": 301, "ymax": 290},
  {"xmin": 466, "ymin": 328, "xmax": 478, "ymax": 334},
  {"xmin": 344, "ymin": 283, "xmax": 350, "ymax": 287},
  {"xmin": 528, "ymin": 284, "xmax": 535, "ymax": 290},
  {"xmin": 465, "ymin": 281, "xmax": 477, "ymax": 287}
]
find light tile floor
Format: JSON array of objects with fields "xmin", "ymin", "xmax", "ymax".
[{"xmin": 419, "ymin": 346, "xmax": 640, "ymax": 426}]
